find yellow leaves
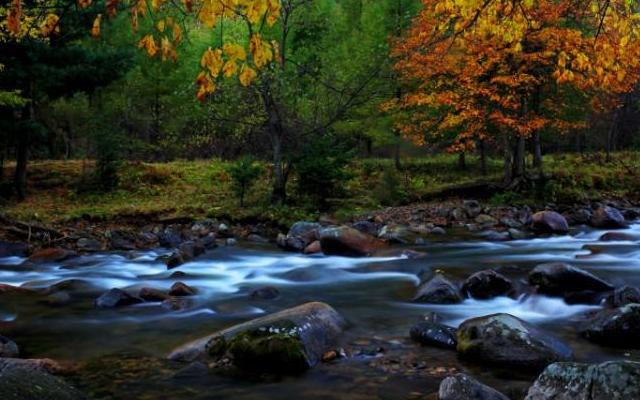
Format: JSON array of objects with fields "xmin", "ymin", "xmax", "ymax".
[
  {"xmin": 223, "ymin": 60, "xmax": 238, "ymax": 78},
  {"xmin": 78, "ymin": 0, "xmax": 92, "ymax": 8},
  {"xmin": 138, "ymin": 34, "xmax": 158, "ymax": 57},
  {"xmin": 172, "ymin": 23, "xmax": 182, "ymax": 44},
  {"xmin": 151, "ymin": 0, "xmax": 163, "ymax": 11},
  {"xmin": 7, "ymin": 0, "xmax": 22, "ymax": 35},
  {"xmin": 91, "ymin": 14, "xmax": 102, "ymax": 38},
  {"xmin": 40, "ymin": 14, "xmax": 60, "ymax": 37},
  {"xmin": 223, "ymin": 43, "xmax": 246, "ymax": 61},
  {"xmin": 161, "ymin": 36, "xmax": 177, "ymax": 61},
  {"xmin": 201, "ymin": 47, "xmax": 224, "ymax": 77},
  {"xmin": 239, "ymin": 63, "xmax": 257, "ymax": 86},
  {"xmin": 157, "ymin": 20, "xmax": 165, "ymax": 32},
  {"xmin": 196, "ymin": 72, "xmax": 215, "ymax": 102},
  {"xmin": 249, "ymin": 34, "xmax": 272, "ymax": 68}
]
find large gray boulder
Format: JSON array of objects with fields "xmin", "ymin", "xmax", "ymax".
[
  {"xmin": 591, "ymin": 206, "xmax": 627, "ymax": 229},
  {"xmin": 168, "ymin": 302, "xmax": 344, "ymax": 374},
  {"xmin": 278, "ymin": 221, "xmax": 321, "ymax": 252},
  {"xmin": 525, "ymin": 361, "xmax": 640, "ymax": 399},
  {"xmin": 414, "ymin": 274, "xmax": 463, "ymax": 304},
  {"xmin": 319, "ymin": 226, "xmax": 384, "ymax": 257},
  {"xmin": 579, "ymin": 304, "xmax": 640, "ymax": 348},
  {"xmin": 0, "ymin": 361, "xmax": 86, "ymax": 400},
  {"xmin": 531, "ymin": 211, "xmax": 569, "ymax": 234},
  {"xmin": 439, "ymin": 373, "xmax": 509, "ymax": 400},
  {"xmin": 457, "ymin": 313, "xmax": 572, "ymax": 370},
  {"xmin": 528, "ymin": 263, "xmax": 613, "ymax": 296}
]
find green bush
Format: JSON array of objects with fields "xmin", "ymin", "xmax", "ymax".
[
  {"xmin": 292, "ymin": 135, "xmax": 354, "ymax": 210},
  {"xmin": 226, "ymin": 156, "xmax": 262, "ymax": 207},
  {"xmin": 374, "ymin": 167, "xmax": 408, "ymax": 206}
]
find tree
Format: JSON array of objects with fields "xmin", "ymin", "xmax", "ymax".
[{"xmin": 387, "ymin": 0, "xmax": 640, "ymax": 185}]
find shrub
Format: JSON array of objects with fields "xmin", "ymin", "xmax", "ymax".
[
  {"xmin": 374, "ymin": 167, "xmax": 408, "ymax": 206},
  {"xmin": 292, "ymin": 135, "xmax": 354, "ymax": 210},
  {"xmin": 226, "ymin": 156, "xmax": 262, "ymax": 207}
]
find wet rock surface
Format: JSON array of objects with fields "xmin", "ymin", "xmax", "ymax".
[
  {"xmin": 319, "ymin": 226, "xmax": 384, "ymax": 257},
  {"xmin": 579, "ymin": 304, "xmax": 640, "ymax": 348},
  {"xmin": 528, "ymin": 263, "xmax": 613, "ymax": 297},
  {"xmin": 531, "ymin": 211, "xmax": 569, "ymax": 234},
  {"xmin": 414, "ymin": 275, "xmax": 463, "ymax": 304},
  {"xmin": 439, "ymin": 373, "xmax": 509, "ymax": 400},
  {"xmin": 95, "ymin": 288, "xmax": 143, "ymax": 308},
  {"xmin": 525, "ymin": 361, "xmax": 640, "ymax": 400},
  {"xmin": 0, "ymin": 363, "xmax": 86, "ymax": 400},
  {"xmin": 457, "ymin": 313, "xmax": 573, "ymax": 370},
  {"xmin": 462, "ymin": 270, "xmax": 514, "ymax": 300},
  {"xmin": 410, "ymin": 321, "xmax": 457, "ymax": 349},
  {"xmin": 169, "ymin": 302, "xmax": 345, "ymax": 374}
]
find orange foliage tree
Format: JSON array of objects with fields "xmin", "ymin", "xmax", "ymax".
[{"xmin": 387, "ymin": 0, "xmax": 640, "ymax": 183}]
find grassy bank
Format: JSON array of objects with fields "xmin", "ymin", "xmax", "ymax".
[{"xmin": 1, "ymin": 152, "xmax": 639, "ymax": 227}]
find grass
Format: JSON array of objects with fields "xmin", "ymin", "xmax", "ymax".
[{"xmin": 1, "ymin": 151, "xmax": 639, "ymax": 227}]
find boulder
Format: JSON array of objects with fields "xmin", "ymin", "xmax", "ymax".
[
  {"xmin": 0, "ymin": 335, "xmax": 19, "ymax": 357},
  {"xmin": 414, "ymin": 275, "xmax": 463, "ymax": 304},
  {"xmin": 162, "ymin": 297, "xmax": 193, "ymax": 311},
  {"xmin": 169, "ymin": 282, "xmax": 197, "ymax": 297},
  {"xmin": 604, "ymin": 286, "xmax": 640, "ymax": 307},
  {"xmin": 439, "ymin": 373, "xmax": 509, "ymax": 400},
  {"xmin": 95, "ymin": 288, "xmax": 143, "ymax": 308},
  {"xmin": 319, "ymin": 226, "xmax": 384, "ymax": 257},
  {"xmin": 531, "ymin": 211, "xmax": 569, "ymax": 234},
  {"xmin": 158, "ymin": 231, "xmax": 182, "ymax": 248},
  {"xmin": 0, "ymin": 241, "xmax": 28, "ymax": 258},
  {"xmin": 528, "ymin": 263, "xmax": 613, "ymax": 297},
  {"xmin": 108, "ymin": 230, "xmax": 137, "ymax": 251},
  {"xmin": 579, "ymin": 304, "xmax": 640, "ymax": 348},
  {"xmin": 303, "ymin": 240, "xmax": 322, "ymax": 254},
  {"xmin": 168, "ymin": 302, "xmax": 344, "ymax": 374},
  {"xmin": 139, "ymin": 287, "xmax": 170, "ymax": 302},
  {"xmin": 475, "ymin": 214, "xmax": 498, "ymax": 226},
  {"xmin": 462, "ymin": 270, "xmax": 514, "ymax": 300},
  {"xmin": 351, "ymin": 220, "xmax": 380, "ymax": 236},
  {"xmin": 378, "ymin": 225, "xmax": 417, "ymax": 244},
  {"xmin": 599, "ymin": 232, "xmax": 639, "ymax": 242},
  {"xmin": 76, "ymin": 238, "xmax": 102, "ymax": 252},
  {"xmin": 247, "ymin": 234, "xmax": 269, "ymax": 243},
  {"xmin": 591, "ymin": 206, "xmax": 626, "ymax": 229},
  {"xmin": 28, "ymin": 248, "xmax": 76, "ymax": 263},
  {"xmin": 278, "ymin": 221, "xmax": 322, "ymax": 252},
  {"xmin": 178, "ymin": 241, "xmax": 205, "ymax": 260},
  {"xmin": 249, "ymin": 286, "xmax": 280, "ymax": 300},
  {"xmin": 464, "ymin": 200, "xmax": 482, "ymax": 218},
  {"xmin": 457, "ymin": 313, "xmax": 572, "ymax": 370},
  {"xmin": 409, "ymin": 321, "xmax": 457, "ymax": 349},
  {"xmin": 525, "ymin": 361, "xmax": 640, "ymax": 400},
  {"xmin": 163, "ymin": 252, "xmax": 185, "ymax": 269},
  {"xmin": 0, "ymin": 362, "xmax": 86, "ymax": 400}
]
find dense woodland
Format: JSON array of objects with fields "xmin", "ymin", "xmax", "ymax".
[{"xmin": 1, "ymin": 0, "xmax": 640, "ymax": 216}]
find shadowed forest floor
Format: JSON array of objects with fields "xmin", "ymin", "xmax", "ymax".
[{"xmin": 2, "ymin": 152, "xmax": 639, "ymax": 227}]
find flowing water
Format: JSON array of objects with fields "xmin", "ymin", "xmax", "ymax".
[{"xmin": 1, "ymin": 223, "xmax": 639, "ymax": 399}]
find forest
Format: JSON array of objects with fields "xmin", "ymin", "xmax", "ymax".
[{"xmin": 0, "ymin": 1, "xmax": 640, "ymax": 399}]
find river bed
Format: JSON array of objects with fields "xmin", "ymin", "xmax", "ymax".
[{"xmin": 1, "ymin": 223, "xmax": 639, "ymax": 399}]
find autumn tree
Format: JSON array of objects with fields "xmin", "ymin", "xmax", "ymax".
[{"xmin": 388, "ymin": 0, "xmax": 640, "ymax": 185}]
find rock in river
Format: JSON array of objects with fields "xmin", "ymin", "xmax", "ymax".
[
  {"xmin": 457, "ymin": 313, "xmax": 573, "ymax": 370},
  {"xmin": 95, "ymin": 288, "xmax": 143, "ymax": 308},
  {"xmin": 0, "ymin": 361, "xmax": 86, "ymax": 400},
  {"xmin": 410, "ymin": 321, "xmax": 457, "ymax": 349},
  {"xmin": 0, "ymin": 335, "xmax": 19, "ymax": 357},
  {"xmin": 525, "ymin": 361, "xmax": 640, "ymax": 400},
  {"xmin": 462, "ymin": 270, "xmax": 514, "ymax": 300},
  {"xmin": 413, "ymin": 274, "xmax": 463, "ymax": 304},
  {"xmin": 168, "ymin": 302, "xmax": 344, "ymax": 374},
  {"xmin": 604, "ymin": 286, "xmax": 640, "ymax": 307},
  {"xmin": 439, "ymin": 373, "xmax": 509, "ymax": 400},
  {"xmin": 531, "ymin": 211, "xmax": 569, "ymax": 234},
  {"xmin": 591, "ymin": 206, "xmax": 627, "ymax": 229},
  {"xmin": 319, "ymin": 226, "xmax": 384, "ymax": 257},
  {"xmin": 28, "ymin": 248, "xmax": 76, "ymax": 263},
  {"xmin": 528, "ymin": 263, "xmax": 613, "ymax": 297},
  {"xmin": 579, "ymin": 304, "xmax": 640, "ymax": 348}
]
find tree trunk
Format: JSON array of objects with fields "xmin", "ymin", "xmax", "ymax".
[
  {"xmin": 14, "ymin": 131, "xmax": 29, "ymax": 200},
  {"xmin": 458, "ymin": 152, "xmax": 467, "ymax": 170},
  {"xmin": 394, "ymin": 136, "xmax": 401, "ymax": 170},
  {"xmin": 271, "ymin": 132, "xmax": 287, "ymax": 204},
  {"xmin": 513, "ymin": 135, "xmax": 526, "ymax": 179},
  {"xmin": 532, "ymin": 131, "xmax": 542, "ymax": 170},
  {"xmin": 606, "ymin": 109, "xmax": 620, "ymax": 163},
  {"xmin": 478, "ymin": 139, "xmax": 487, "ymax": 176},
  {"xmin": 503, "ymin": 134, "xmax": 513, "ymax": 184}
]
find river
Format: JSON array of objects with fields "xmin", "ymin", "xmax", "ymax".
[{"xmin": 1, "ymin": 223, "xmax": 639, "ymax": 399}]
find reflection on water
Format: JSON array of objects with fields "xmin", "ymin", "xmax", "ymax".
[{"xmin": 0, "ymin": 223, "xmax": 639, "ymax": 399}]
